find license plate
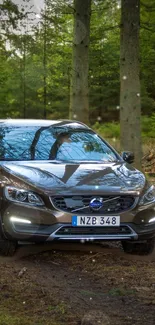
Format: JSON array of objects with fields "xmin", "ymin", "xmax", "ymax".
[{"xmin": 72, "ymin": 215, "xmax": 120, "ymax": 227}]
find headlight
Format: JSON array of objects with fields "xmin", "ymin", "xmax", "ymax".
[
  {"xmin": 4, "ymin": 186, "xmax": 44, "ymax": 206},
  {"xmin": 139, "ymin": 185, "xmax": 155, "ymax": 206}
]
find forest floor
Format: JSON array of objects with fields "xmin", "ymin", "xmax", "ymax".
[{"xmin": 0, "ymin": 179, "xmax": 155, "ymax": 325}]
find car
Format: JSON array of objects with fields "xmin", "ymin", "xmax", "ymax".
[{"xmin": 0, "ymin": 118, "xmax": 155, "ymax": 256}]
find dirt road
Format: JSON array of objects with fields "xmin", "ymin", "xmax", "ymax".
[{"xmin": 0, "ymin": 241, "xmax": 155, "ymax": 325}]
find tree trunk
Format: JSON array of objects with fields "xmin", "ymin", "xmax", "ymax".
[
  {"xmin": 69, "ymin": 0, "xmax": 91, "ymax": 124},
  {"xmin": 120, "ymin": 0, "xmax": 142, "ymax": 169},
  {"xmin": 43, "ymin": 1, "xmax": 47, "ymax": 119}
]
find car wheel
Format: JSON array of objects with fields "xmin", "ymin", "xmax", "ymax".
[
  {"xmin": 0, "ymin": 238, "xmax": 17, "ymax": 256},
  {"xmin": 121, "ymin": 238, "xmax": 155, "ymax": 255}
]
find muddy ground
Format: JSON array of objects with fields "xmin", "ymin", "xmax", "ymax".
[{"xmin": 0, "ymin": 241, "xmax": 155, "ymax": 325}]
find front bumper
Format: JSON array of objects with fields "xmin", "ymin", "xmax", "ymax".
[
  {"xmin": 46, "ymin": 224, "xmax": 139, "ymax": 241},
  {"xmin": 2, "ymin": 220, "xmax": 155, "ymax": 243},
  {"xmin": 1, "ymin": 202, "xmax": 155, "ymax": 243}
]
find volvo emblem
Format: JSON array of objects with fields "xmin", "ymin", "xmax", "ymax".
[{"xmin": 89, "ymin": 198, "xmax": 103, "ymax": 211}]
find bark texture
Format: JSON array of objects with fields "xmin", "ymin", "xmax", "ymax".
[
  {"xmin": 69, "ymin": 0, "xmax": 91, "ymax": 124},
  {"xmin": 120, "ymin": 0, "xmax": 142, "ymax": 169}
]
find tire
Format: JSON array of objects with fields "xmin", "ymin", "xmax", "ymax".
[
  {"xmin": 0, "ymin": 238, "xmax": 17, "ymax": 256},
  {"xmin": 121, "ymin": 238, "xmax": 155, "ymax": 256}
]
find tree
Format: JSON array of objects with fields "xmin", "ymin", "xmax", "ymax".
[
  {"xmin": 140, "ymin": 0, "xmax": 155, "ymax": 116},
  {"xmin": 0, "ymin": 0, "xmax": 155, "ymax": 128},
  {"xmin": 89, "ymin": 0, "xmax": 120, "ymax": 123},
  {"xmin": 120, "ymin": 0, "xmax": 142, "ymax": 168},
  {"xmin": 69, "ymin": 0, "xmax": 91, "ymax": 124}
]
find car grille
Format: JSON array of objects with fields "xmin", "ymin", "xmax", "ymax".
[
  {"xmin": 51, "ymin": 195, "xmax": 136, "ymax": 215},
  {"xmin": 56, "ymin": 225, "xmax": 132, "ymax": 236}
]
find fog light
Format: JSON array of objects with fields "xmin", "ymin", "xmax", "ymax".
[
  {"xmin": 10, "ymin": 217, "xmax": 31, "ymax": 224},
  {"xmin": 148, "ymin": 217, "xmax": 155, "ymax": 224}
]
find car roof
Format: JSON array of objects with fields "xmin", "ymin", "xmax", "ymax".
[{"xmin": 0, "ymin": 119, "xmax": 89, "ymax": 129}]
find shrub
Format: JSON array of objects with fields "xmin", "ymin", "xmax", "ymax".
[
  {"xmin": 93, "ymin": 114, "xmax": 155, "ymax": 139},
  {"xmin": 93, "ymin": 121, "xmax": 120, "ymax": 138}
]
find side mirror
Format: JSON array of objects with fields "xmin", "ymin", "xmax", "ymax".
[{"xmin": 122, "ymin": 151, "xmax": 134, "ymax": 164}]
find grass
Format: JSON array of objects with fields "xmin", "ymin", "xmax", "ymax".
[
  {"xmin": 47, "ymin": 303, "xmax": 66, "ymax": 315},
  {"xmin": 0, "ymin": 307, "xmax": 66, "ymax": 325},
  {"xmin": 108, "ymin": 288, "xmax": 136, "ymax": 297},
  {"xmin": 80, "ymin": 289, "xmax": 106, "ymax": 297},
  {"xmin": 0, "ymin": 311, "xmax": 40, "ymax": 325}
]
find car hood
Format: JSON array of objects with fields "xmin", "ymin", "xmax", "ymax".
[{"xmin": 1, "ymin": 161, "xmax": 146, "ymax": 195}]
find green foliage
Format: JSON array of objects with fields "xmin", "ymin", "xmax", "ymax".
[
  {"xmin": 0, "ymin": 0, "xmax": 155, "ymax": 124},
  {"xmin": 142, "ymin": 114, "xmax": 155, "ymax": 138},
  {"xmin": 0, "ymin": 0, "xmax": 24, "ymax": 30},
  {"xmin": 89, "ymin": 0, "xmax": 120, "ymax": 122},
  {"xmin": 93, "ymin": 121, "xmax": 120, "ymax": 138},
  {"xmin": 93, "ymin": 114, "xmax": 155, "ymax": 139}
]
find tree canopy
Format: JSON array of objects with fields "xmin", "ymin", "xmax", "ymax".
[{"xmin": 0, "ymin": 0, "xmax": 155, "ymax": 124}]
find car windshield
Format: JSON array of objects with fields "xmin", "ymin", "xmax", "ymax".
[{"xmin": 0, "ymin": 125, "xmax": 118, "ymax": 162}]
